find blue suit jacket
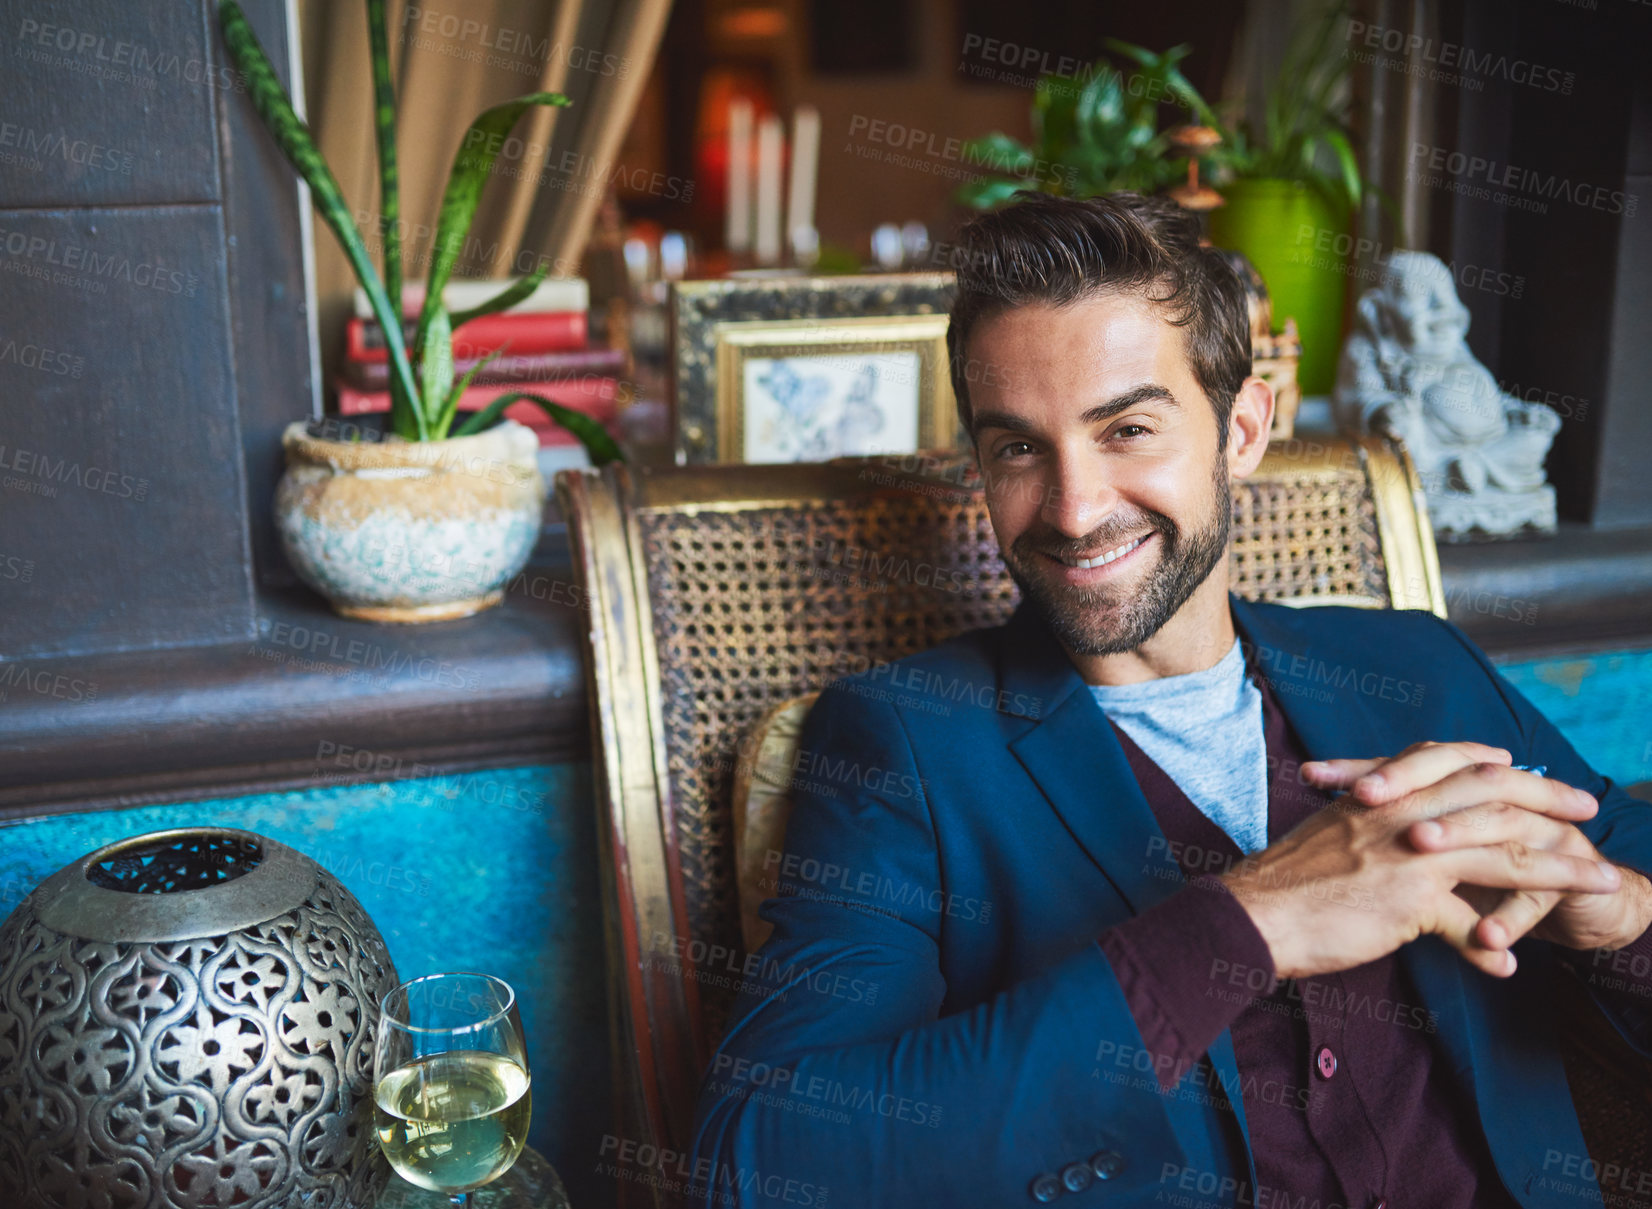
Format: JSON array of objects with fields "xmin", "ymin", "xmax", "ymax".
[{"xmin": 689, "ymin": 598, "xmax": 1652, "ymax": 1208}]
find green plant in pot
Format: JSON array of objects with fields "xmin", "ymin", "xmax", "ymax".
[
  {"xmin": 218, "ymin": 0, "xmax": 622, "ymax": 623},
  {"xmin": 1204, "ymin": 0, "xmax": 1363, "ymax": 394},
  {"xmin": 954, "ymin": 40, "xmax": 1219, "ymax": 208}
]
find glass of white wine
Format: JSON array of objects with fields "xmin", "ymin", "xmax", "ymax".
[{"xmin": 374, "ymin": 972, "xmax": 533, "ymax": 1207}]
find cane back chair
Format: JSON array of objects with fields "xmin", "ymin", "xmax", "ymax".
[{"xmin": 554, "ymin": 436, "xmax": 1458, "ymax": 1188}]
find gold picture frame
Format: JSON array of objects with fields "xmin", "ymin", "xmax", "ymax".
[
  {"xmin": 669, "ymin": 273, "xmax": 960, "ymax": 464},
  {"xmin": 714, "ymin": 314, "xmax": 954, "ymax": 463}
]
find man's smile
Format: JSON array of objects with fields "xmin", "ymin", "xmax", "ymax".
[
  {"xmin": 1037, "ymin": 532, "xmax": 1157, "ymax": 585},
  {"xmin": 1052, "ymin": 532, "xmax": 1152, "ymax": 570}
]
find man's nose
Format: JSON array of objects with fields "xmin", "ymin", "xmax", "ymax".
[{"xmin": 1040, "ymin": 458, "xmax": 1119, "ymax": 539}]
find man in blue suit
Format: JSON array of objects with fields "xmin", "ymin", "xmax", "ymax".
[{"xmin": 688, "ymin": 193, "xmax": 1652, "ymax": 1209}]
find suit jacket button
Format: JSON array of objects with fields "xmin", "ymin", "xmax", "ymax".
[
  {"xmin": 1062, "ymin": 1162, "xmax": 1094, "ymax": 1192},
  {"xmin": 1091, "ymin": 1149, "xmax": 1126, "ymax": 1179},
  {"xmin": 1030, "ymin": 1173, "xmax": 1062, "ymax": 1202}
]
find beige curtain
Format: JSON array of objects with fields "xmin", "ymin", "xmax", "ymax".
[{"xmin": 298, "ymin": 0, "xmax": 671, "ymax": 376}]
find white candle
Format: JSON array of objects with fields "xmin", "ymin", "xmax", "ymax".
[
  {"xmin": 726, "ymin": 98, "xmax": 753, "ymax": 253},
  {"xmin": 755, "ymin": 114, "xmax": 783, "ymax": 265},
  {"xmin": 786, "ymin": 105, "xmax": 820, "ymax": 261}
]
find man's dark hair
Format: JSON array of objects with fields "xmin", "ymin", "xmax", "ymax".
[{"xmin": 945, "ymin": 191, "xmax": 1252, "ymax": 448}]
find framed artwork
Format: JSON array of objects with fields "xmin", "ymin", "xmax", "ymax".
[{"xmin": 670, "ymin": 273, "xmax": 959, "ymax": 464}]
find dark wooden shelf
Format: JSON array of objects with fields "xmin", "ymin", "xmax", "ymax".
[
  {"xmin": 0, "ymin": 539, "xmax": 591, "ymax": 819},
  {"xmin": 1437, "ymin": 522, "xmax": 1652, "ymax": 659}
]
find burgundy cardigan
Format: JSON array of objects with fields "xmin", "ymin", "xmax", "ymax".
[{"xmin": 1095, "ymin": 671, "xmax": 1652, "ymax": 1209}]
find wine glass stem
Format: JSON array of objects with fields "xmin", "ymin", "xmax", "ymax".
[{"xmin": 449, "ymin": 1196, "xmax": 468, "ymax": 1208}]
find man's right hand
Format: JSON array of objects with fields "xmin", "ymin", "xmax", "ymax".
[{"xmin": 1219, "ymin": 742, "xmax": 1620, "ymax": 980}]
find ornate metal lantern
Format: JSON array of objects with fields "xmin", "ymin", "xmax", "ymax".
[{"xmin": 0, "ymin": 828, "xmax": 399, "ymax": 1208}]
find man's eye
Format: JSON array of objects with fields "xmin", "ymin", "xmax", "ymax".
[
  {"xmin": 996, "ymin": 441, "xmax": 1034, "ymax": 460},
  {"xmin": 1114, "ymin": 424, "xmax": 1150, "ymax": 440}
]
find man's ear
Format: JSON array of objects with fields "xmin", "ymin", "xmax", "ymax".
[{"xmin": 1227, "ymin": 375, "xmax": 1274, "ymax": 479}]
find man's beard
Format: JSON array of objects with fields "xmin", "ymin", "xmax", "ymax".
[{"xmin": 1003, "ymin": 454, "xmax": 1231, "ymax": 656}]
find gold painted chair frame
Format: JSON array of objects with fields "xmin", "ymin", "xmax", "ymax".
[{"xmin": 556, "ymin": 437, "xmax": 1445, "ymax": 1203}]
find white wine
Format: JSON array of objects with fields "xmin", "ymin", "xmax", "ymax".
[{"xmin": 375, "ymin": 1050, "xmax": 532, "ymax": 1193}]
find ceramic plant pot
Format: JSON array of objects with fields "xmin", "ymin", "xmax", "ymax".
[
  {"xmin": 1207, "ymin": 177, "xmax": 1349, "ymax": 396},
  {"xmin": 275, "ymin": 420, "xmax": 546, "ymax": 623}
]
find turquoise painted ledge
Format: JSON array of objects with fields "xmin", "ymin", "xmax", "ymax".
[
  {"xmin": 0, "ymin": 762, "xmax": 608, "ymax": 1207},
  {"xmin": 1499, "ymin": 648, "xmax": 1652, "ymax": 786}
]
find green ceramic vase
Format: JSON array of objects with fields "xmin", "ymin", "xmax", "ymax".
[{"xmin": 1207, "ymin": 178, "xmax": 1350, "ymax": 395}]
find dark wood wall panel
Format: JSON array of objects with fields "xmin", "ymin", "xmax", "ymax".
[
  {"xmin": 0, "ymin": 0, "xmax": 313, "ymax": 658},
  {"xmin": 0, "ymin": 0, "xmax": 222, "ymax": 208},
  {"xmin": 1594, "ymin": 60, "xmax": 1652, "ymax": 529},
  {"xmin": 0, "ymin": 206, "xmax": 256, "ymax": 657},
  {"xmin": 1447, "ymin": 0, "xmax": 1647, "ymax": 525}
]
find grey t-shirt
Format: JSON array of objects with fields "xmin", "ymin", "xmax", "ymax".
[{"xmin": 1087, "ymin": 637, "xmax": 1269, "ymax": 854}]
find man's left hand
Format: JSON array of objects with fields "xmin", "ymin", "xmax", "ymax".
[{"xmin": 1304, "ymin": 746, "xmax": 1652, "ymax": 954}]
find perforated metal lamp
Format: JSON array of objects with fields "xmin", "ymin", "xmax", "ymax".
[{"xmin": 0, "ymin": 827, "xmax": 399, "ymax": 1208}]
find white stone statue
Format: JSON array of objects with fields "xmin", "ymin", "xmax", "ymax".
[{"xmin": 1333, "ymin": 250, "xmax": 1559, "ymax": 539}]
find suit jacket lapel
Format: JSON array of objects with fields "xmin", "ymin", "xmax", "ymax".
[
  {"xmin": 998, "ymin": 604, "xmax": 1185, "ymax": 916},
  {"xmin": 998, "ymin": 604, "xmax": 1255, "ymax": 1173},
  {"xmin": 1229, "ymin": 596, "xmax": 1392, "ymax": 765}
]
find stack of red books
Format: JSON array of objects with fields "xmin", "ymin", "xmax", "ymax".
[{"xmin": 335, "ymin": 277, "xmax": 626, "ymax": 448}]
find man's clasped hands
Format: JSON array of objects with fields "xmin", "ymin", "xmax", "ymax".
[{"xmin": 1219, "ymin": 741, "xmax": 1652, "ymax": 980}]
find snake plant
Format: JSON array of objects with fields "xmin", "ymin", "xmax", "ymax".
[{"xmin": 217, "ymin": 0, "xmax": 623, "ymax": 462}]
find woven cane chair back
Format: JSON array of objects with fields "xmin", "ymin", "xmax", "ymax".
[{"xmin": 556, "ymin": 437, "xmax": 1444, "ymax": 1191}]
